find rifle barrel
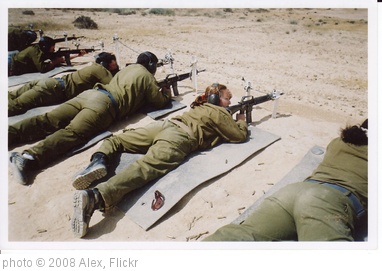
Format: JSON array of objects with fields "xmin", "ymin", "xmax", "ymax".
[{"xmin": 54, "ymin": 36, "xmax": 85, "ymax": 43}]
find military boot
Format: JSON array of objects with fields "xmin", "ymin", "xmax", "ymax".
[
  {"xmin": 72, "ymin": 152, "xmax": 108, "ymax": 190},
  {"xmin": 71, "ymin": 188, "xmax": 105, "ymax": 238},
  {"xmin": 9, "ymin": 152, "xmax": 36, "ymax": 185}
]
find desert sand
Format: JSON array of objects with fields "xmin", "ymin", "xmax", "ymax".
[{"xmin": 6, "ymin": 8, "xmax": 370, "ymax": 248}]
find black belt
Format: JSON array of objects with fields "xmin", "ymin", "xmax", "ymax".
[
  {"xmin": 97, "ymin": 88, "xmax": 119, "ymax": 119},
  {"xmin": 304, "ymin": 179, "xmax": 365, "ymax": 218}
]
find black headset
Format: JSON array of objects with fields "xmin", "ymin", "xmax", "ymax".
[
  {"xmin": 95, "ymin": 52, "xmax": 116, "ymax": 68},
  {"xmin": 207, "ymin": 83, "xmax": 220, "ymax": 105},
  {"xmin": 143, "ymin": 51, "xmax": 156, "ymax": 74},
  {"xmin": 38, "ymin": 36, "xmax": 55, "ymax": 53}
]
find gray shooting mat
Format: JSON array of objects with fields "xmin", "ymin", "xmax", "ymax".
[
  {"xmin": 8, "ymin": 66, "xmax": 77, "ymax": 87},
  {"xmin": 232, "ymin": 145, "xmax": 325, "ymax": 225},
  {"xmin": 142, "ymin": 99, "xmax": 187, "ymax": 120},
  {"xmin": 116, "ymin": 126, "xmax": 281, "ymax": 230},
  {"xmin": 8, "ymin": 105, "xmax": 58, "ymax": 126}
]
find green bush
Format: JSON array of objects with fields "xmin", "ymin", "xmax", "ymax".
[
  {"xmin": 72, "ymin": 15, "xmax": 98, "ymax": 29},
  {"xmin": 149, "ymin": 8, "xmax": 175, "ymax": 16},
  {"xmin": 113, "ymin": 8, "xmax": 136, "ymax": 15},
  {"xmin": 22, "ymin": 10, "xmax": 35, "ymax": 15}
]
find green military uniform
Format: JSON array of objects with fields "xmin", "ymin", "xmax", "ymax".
[
  {"xmin": 8, "ymin": 64, "xmax": 171, "ymax": 167},
  {"xmin": 203, "ymin": 138, "xmax": 368, "ymax": 241},
  {"xmin": 95, "ymin": 103, "xmax": 248, "ymax": 209},
  {"xmin": 8, "ymin": 63, "xmax": 114, "ymax": 116},
  {"xmin": 8, "ymin": 27, "xmax": 36, "ymax": 52},
  {"xmin": 10, "ymin": 44, "xmax": 52, "ymax": 75}
]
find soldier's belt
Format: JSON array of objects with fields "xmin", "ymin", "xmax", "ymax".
[
  {"xmin": 54, "ymin": 77, "xmax": 66, "ymax": 90},
  {"xmin": 97, "ymin": 88, "xmax": 119, "ymax": 119},
  {"xmin": 304, "ymin": 179, "xmax": 365, "ymax": 219}
]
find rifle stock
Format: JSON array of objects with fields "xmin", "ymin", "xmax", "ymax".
[
  {"xmin": 227, "ymin": 90, "xmax": 283, "ymax": 123},
  {"xmin": 157, "ymin": 69, "xmax": 206, "ymax": 96},
  {"xmin": 52, "ymin": 47, "xmax": 99, "ymax": 66}
]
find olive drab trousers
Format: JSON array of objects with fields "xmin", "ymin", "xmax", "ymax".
[
  {"xmin": 8, "ymin": 78, "xmax": 65, "ymax": 116},
  {"xmin": 9, "ymin": 89, "xmax": 116, "ymax": 167},
  {"xmin": 204, "ymin": 182, "xmax": 357, "ymax": 241},
  {"xmin": 95, "ymin": 120, "xmax": 198, "ymax": 209}
]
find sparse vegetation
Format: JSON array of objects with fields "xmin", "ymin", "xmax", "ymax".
[
  {"xmin": 22, "ymin": 10, "xmax": 35, "ymax": 15},
  {"xmin": 223, "ymin": 8, "xmax": 234, "ymax": 13},
  {"xmin": 113, "ymin": 9, "xmax": 136, "ymax": 16},
  {"xmin": 149, "ymin": 8, "xmax": 175, "ymax": 16},
  {"xmin": 72, "ymin": 15, "xmax": 98, "ymax": 29},
  {"xmin": 255, "ymin": 8, "xmax": 269, "ymax": 13}
]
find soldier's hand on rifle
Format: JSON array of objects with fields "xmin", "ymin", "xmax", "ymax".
[
  {"xmin": 70, "ymin": 49, "xmax": 87, "ymax": 60},
  {"xmin": 51, "ymin": 56, "xmax": 66, "ymax": 65},
  {"xmin": 236, "ymin": 113, "xmax": 246, "ymax": 122},
  {"xmin": 45, "ymin": 56, "xmax": 65, "ymax": 71},
  {"xmin": 160, "ymin": 86, "xmax": 172, "ymax": 97},
  {"xmin": 77, "ymin": 49, "xmax": 87, "ymax": 57}
]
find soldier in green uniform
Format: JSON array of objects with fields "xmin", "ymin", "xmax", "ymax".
[
  {"xmin": 9, "ymin": 51, "xmax": 171, "ymax": 186},
  {"xmin": 8, "ymin": 26, "xmax": 38, "ymax": 52},
  {"xmin": 203, "ymin": 119, "xmax": 368, "ymax": 241},
  {"xmin": 8, "ymin": 36, "xmax": 81, "ymax": 76},
  {"xmin": 8, "ymin": 52, "xmax": 119, "ymax": 116},
  {"xmin": 70, "ymin": 83, "xmax": 249, "ymax": 238}
]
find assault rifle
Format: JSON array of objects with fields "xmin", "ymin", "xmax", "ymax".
[
  {"xmin": 53, "ymin": 35, "xmax": 85, "ymax": 43},
  {"xmin": 157, "ymin": 69, "xmax": 206, "ymax": 96},
  {"xmin": 226, "ymin": 90, "xmax": 283, "ymax": 123},
  {"xmin": 51, "ymin": 47, "xmax": 100, "ymax": 66}
]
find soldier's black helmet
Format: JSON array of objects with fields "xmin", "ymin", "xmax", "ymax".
[
  {"xmin": 24, "ymin": 30, "xmax": 37, "ymax": 44},
  {"xmin": 136, "ymin": 51, "xmax": 158, "ymax": 75},
  {"xmin": 38, "ymin": 36, "xmax": 55, "ymax": 53}
]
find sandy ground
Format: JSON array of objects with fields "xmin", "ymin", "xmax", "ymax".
[{"xmin": 6, "ymin": 8, "xmax": 370, "ymax": 247}]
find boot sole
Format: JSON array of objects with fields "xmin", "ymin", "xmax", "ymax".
[
  {"xmin": 9, "ymin": 153, "xmax": 28, "ymax": 185},
  {"xmin": 71, "ymin": 191, "xmax": 89, "ymax": 238},
  {"xmin": 72, "ymin": 166, "xmax": 107, "ymax": 190}
]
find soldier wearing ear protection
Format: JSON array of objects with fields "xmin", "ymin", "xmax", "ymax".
[
  {"xmin": 9, "ymin": 35, "xmax": 58, "ymax": 76},
  {"xmin": 136, "ymin": 51, "xmax": 158, "ymax": 75},
  {"xmin": 9, "ymin": 51, "xmax": 172, "ymax": 186},
  {"xmin": 69, "ymin": 83, "xmax": 248, "ymax": 238},
  {"xmin": 207, "ymin": 83, "xmax": 221, "ymax": 105},
  {"xmin": 8, "ymin": 26, "xmax": 38, "ymax": 51},
  {"xmin": 9, "ymin": 35, "xmax": 80, "ymax": 76},
  {"xmin": 95, "ymin": 52, "xmax": 119, "ymax": 75},
  {"xmin": 9, "ymin": 52, "xmax": 119, "ymax": 116}
]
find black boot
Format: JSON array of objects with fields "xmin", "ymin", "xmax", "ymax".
[
  {"xmin": 71, "ymin": 188, "xmax": 105, "ymax": 238},
  {"xmin": 72, "ymin": 152, "xmax": 108, "ymax": 190},
  {"xmin": 9, "ymin": 152, "xmax": 37, "ymax": 185}
]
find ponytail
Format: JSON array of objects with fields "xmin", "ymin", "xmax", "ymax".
[{"xmin": 341, "ymin": 119, "xmax": 368, "ymax": 146}]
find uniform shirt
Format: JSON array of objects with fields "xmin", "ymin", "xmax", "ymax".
[
  {"xmin": 11, "ymin": 44, "xmax": 52, "ymax": 75},
  {"xmin": 8, "ymin": 27, "xmax": 33, "ymax": 51},
  {"xmin": 95, "ymin": 64, "xmax": 171, "ymax": 119},
  {"xmin": 306, "ymin": 137, "xmax": 368, "ymax": 211},
  {"xmin": 63, "ymin": 63, "xmax": 113, "ymax": 99},
  {"xmin": 175, "ymin": 103, "xmax": 248, "ymax": 150}
]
